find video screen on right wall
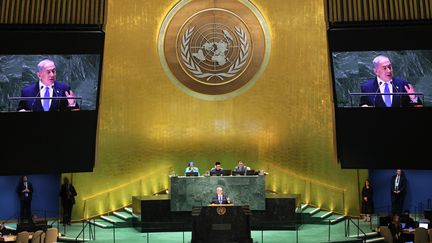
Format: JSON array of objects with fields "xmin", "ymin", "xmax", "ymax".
[
  {"xmin": 331, "ymin": 50, "xmax": 432, "ymax": 108},
  {"xmin": 328, "ymin": 24, "xmax": 432, "ymax": 169}
]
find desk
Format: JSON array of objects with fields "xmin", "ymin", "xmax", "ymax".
[{"xmin": 170, "ymin": 175, "xmax": 265, "ymax": 211}]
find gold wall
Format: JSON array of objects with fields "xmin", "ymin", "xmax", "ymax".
[{"xmin": 71, "ymin": 0, "xmax": 368, "ymax": 220}]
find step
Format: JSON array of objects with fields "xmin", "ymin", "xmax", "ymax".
[
  {"xmin": 330, "ymin": 215, "xmax": 346, "ymax": 224},
  {"xmin": 301, "ymin": 206, "xmax": 318, "ymax": 214},
  {"xmin": 365, "ymin": 237, "xmax": 385, "ymax": 243},
  {"xmin": 308, "ymin": 208, "xmax": 321, "ymax": 216},
  {"xmin": 320, "ymin": 211, "xmax": 333, "ymax": 219},
  {"xmin": 300, "ymin": 204, "xmax": 308, "ymax": 212},
  {"xmin": 113, "ymin": 211, "xmax": 133, "ymax": 221},
  {"xmin": 58, "ymin": 236, "xmax": 92, "ymax": 242},
  {"xmin": 348, "ymin": 231, "xmax": 379, "ymax": 238},
  {"xmin": 310, "ymin": 209, "xmax": 332, "ymax": 218},
  {"xmin": 124, "ymin": 207, "xmax": 133, "ymax": 214},
  {"xmin": 100, "ymin": 215, "xmax": 126, "ymax": 224},
  {"xmin": 89, "ymin": 219, "xmax": 112, "ymax": 229}
]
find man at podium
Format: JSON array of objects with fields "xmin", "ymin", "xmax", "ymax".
[
  {"xmin": 18, "ymin": 59, "xmax": 79, "ymax": 112},
  {"xmin": 210, "ymin": 186, "xmax": 231, "ymax": 204},
  {"xmin": 359, "ymin": 55, "xmax": 422, "ymax": 107}
]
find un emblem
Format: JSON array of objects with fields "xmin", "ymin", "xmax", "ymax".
[
  {"xmin": 159, "ymin": 0, "xmax": 270, "ymax": 100},
  {"xmin": 216, "ymin": 206, "xmax": 227, "ymax": 215}
]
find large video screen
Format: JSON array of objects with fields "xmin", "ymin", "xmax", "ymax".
[
  {"xmin": 332, "ymin": 50, "xmax": 432, "ymax": 108},
  {"xmin": 328, "ymin": 24, "xmax": 432, "ymax": 169},
  {"xmin": 0, "ymin": 55, "xmax": 100, "ymax": 112},
  {"xmin": 0, "ymin": 28, "xmax": 104, "ymax": 175}
]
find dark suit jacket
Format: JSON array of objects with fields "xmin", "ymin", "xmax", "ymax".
[
  {"xmin": 59, "ymin": 184, "xmax": 77, "ymax": 204},
  {"xmin": 211, "ymin": 195, "xmax": 230, "ymax": 204},
  {"xmin": 233, "ymin": 166, "xmax": 247, "ymax": 175},
  {"xmin": 17, "ymin": 81, "xmax": 79, "ymax": 111},
  {"xmin": 16, "ymin": 181, "xmax": 33, "ymax": 201},
  {"xmin": 360, "ymin": 78, "xmax": 422, "ymax": 107},
  {"xmin": 391, "ymin": 174, "xmax": 407, "ymax": 195}
]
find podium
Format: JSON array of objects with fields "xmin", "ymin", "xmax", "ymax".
[{"xmin": 191, "ymin": 205, "xmax": 253, "ymax": 243}]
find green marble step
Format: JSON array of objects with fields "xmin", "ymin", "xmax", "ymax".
[
  {"xmin": 124, "ymin": 207, "xmax": 133, "ymax": 214},
  {"xmin": 301, "ymin": 206, "xmax": 318, "ymax": 214},
  {"xmin": 311, "ymin": 210, "xmax": 332, "ymax": 218},
  {"xmin": 100, "ymin": 215, "xmax": 126, "ymax": 224},
  {"xmin": 113, "ymin": 211, "xmax": 133, "ymax": 221}
]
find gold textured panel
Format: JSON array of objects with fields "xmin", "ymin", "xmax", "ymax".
[{"xmin": 67, "ymin": 0, "xmax": 369, "ymax": 220}]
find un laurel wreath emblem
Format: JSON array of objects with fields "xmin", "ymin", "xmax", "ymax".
[
  {"xmin": 216, "ymin": 206, "xmax": 227, "ymax": 215},
  {"xmin": 159, "ymin": 0, "xmax": 270, "ymax": 100}
]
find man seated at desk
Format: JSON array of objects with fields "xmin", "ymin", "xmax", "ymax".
[
  {"xmin": 209, "ymin": 162, "xmax": 224, "ymax": 176},
  {"xmin": 233, "ymin": 160, "xmax": 250, "ymax": 176},
  {"xmin": 210, "ymin": 186, "xmax": 231, "ymax": 205},
  {"xmin": 184, "ymin": 161, "xmax": 200, "ymax": 176}
]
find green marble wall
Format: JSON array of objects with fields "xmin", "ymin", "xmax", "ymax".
[{"xmin": 170, "ymin": 175, "xmax": 265, "ymax": 211}]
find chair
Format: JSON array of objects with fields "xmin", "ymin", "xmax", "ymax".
[
  {"xmin": 31, "ymin": 230, "xmax": 45, "ymax": 243},
  {"xmin": 379, "ymin": 226, "xmax": 394, "ymax": 243},
  {"xmin": 414, "ymin": 227, "xmax": 429, "ymax": 243},
  {"xmin": 428, "ymin": 229, "xmax": 432, "ymax": 242},
  {"xmin": 16, "ymin": 231, "xmax": 30, "ymax": 243},
  {"xmin": 44, "ymin": 227, "xmax": 58, "ymax": 243}
]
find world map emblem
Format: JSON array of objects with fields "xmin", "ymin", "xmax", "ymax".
[{"xmin": 159, "ymin": 0, "xmax": 270, "ymax": 100}]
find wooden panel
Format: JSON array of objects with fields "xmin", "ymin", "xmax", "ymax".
[
  {"xmin": 326, "ymin": 0, "xmax": 432, "ymax": 24},
  {"xmin": 0, "ymin": 0, "xmax": 106, "ymax": 25}
]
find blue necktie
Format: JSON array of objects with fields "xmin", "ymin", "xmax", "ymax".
[
  {"xmin": 384, "ymin": 83, "xmax": 392, "ymax": 107},
  {"xmin": 43, "ymin": 86, "xmax": 50, "ymax": 111},
  {"xmin": 218, "ymin": 196, "xmax": 222, "ymax": 204}
]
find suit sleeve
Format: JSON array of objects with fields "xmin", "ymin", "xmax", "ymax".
[
  {"xmin": 399, "ymin": 176, "xmax": 407, "ymax": 193},
  {"xmin": 71, "ymin": 185, "xmax": 77, "ymax": 196},
  {"xmin": 359, "ymin": 82, "xmax": 369, "ymax": 107}
]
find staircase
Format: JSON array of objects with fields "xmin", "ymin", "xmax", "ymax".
[
  {"xmin": 299, "ymin": 204, "xmax": 346, "ymax": 225},
  {"xmin": 89, "ymin": 207, "xmax": 134, "ymax": 229},
  {"xmin": 297, "ymin": 204, "xmax": 385, "ymax": 243}
]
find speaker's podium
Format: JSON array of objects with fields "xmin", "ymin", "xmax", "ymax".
[{"xmin": 191, "ymin": 204, "xmax": 253, "ymax": 243}]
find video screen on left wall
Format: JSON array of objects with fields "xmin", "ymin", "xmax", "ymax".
[{"xmin": 0, "ymin": 54, "xmax": 101, "ymax": 112}]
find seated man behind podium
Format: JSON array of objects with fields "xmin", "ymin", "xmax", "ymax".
[
  {"xmin": 233, "ymin": 160, "xmax": 250, "ymax": 175},
  {"xmin": 184, "ymin": 161, "xmax": 200, "ymax": 176},
  {"xmin": 211, "ymin": 186, "xmax": 231, "ymax": 204},
  {"xmin": 360, "ymin": 55, "xmax": 421, "ymax": 107},
  {"xmin": 18, "ymin": 59, "xmax": 79, "ymax": 112},
  {"xmin": 210, "ymin": 161, "xmax": 224, "ymax": 175}
]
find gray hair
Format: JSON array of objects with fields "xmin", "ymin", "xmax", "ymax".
[
  {"xmin": 372, "ymin": 55, "xmax": 390, "ymax": 68},
  {"xmin": 37, "ymin": 59, "xmax": 55, "ymax": 72}
]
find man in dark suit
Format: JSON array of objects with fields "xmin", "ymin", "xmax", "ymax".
[
  {"xmin": 210, "ymin": 186, "xmax": 231, "ymax": 204},
  {"xmin": 360, "ymin": 55, "xmax": 421, "ymax": 107},
  {"xmin": 233, "ymin": 160, "xmax": 249, "ymax": 175},
  {"xmin": 17, "ymin": 59, "xmax": 79, "ymax": 112},
  {"xmin": 391, "ymin": 169, "xmax": 407, "ymax": 215},
  {"xmin": 16, "ymin": 175, "xmax": 33, "ymax": 223},
  {"xmin": 59, "ymin": 177, "xmax": 77, "ymax": 225},
  {"xmin": 209, "ymin": 162, "xmax": 224, "ymax": 176}
]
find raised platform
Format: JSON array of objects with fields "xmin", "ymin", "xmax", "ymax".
[{"xmin": 132, "ymin": 194, "xmax": 299, "ymax": 232}]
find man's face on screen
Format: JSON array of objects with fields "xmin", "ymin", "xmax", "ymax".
[
  {"xmin": 374, "ymin": 58, "xmax": 393, "ymax": 82},
  {"xmin": 37, "ymin": 62, "xmax": 57, "ymax": 86}
]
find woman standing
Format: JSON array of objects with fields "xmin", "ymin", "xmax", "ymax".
[{"xmin": 361, "ymin": 179, "xmax": 374, "ymax": 222}]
